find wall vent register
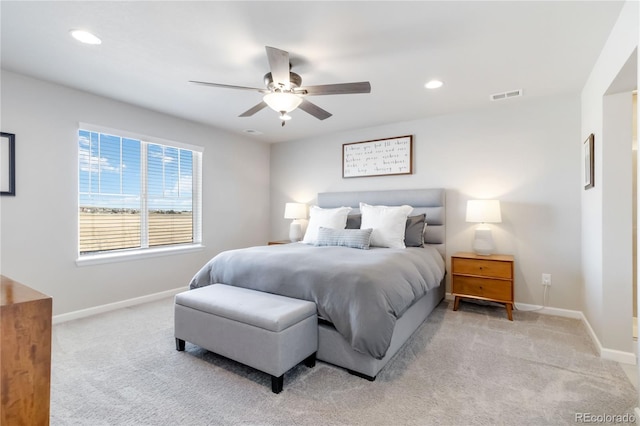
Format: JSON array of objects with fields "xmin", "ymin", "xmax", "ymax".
[{"xmin": 490, "ymin": 89, "xmax": 523, "ymax": 101}]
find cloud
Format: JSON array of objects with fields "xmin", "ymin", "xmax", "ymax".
[
  {"xmin": 149, "ymin": 147, "xmax": 176, "ymax": 164},
  {"xmin": 162, "ymin": 173, "xmax": 192, "ymax": 198},
  {"xmin": 146, "ymin": 173, "xmax": 193, "ymax": 211},
  {"xmin": 79, "ymin": 143, "xmax": 119, "ymax": 173}
]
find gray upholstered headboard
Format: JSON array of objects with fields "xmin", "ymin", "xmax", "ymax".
[{"xmin": 317, "ymin": 188, "xmax": 446, "ymax": 259}]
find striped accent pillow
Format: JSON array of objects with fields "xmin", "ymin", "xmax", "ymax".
[{"xmin": 315, "ymin": 227, "xmax": 373, "ymax": 250}]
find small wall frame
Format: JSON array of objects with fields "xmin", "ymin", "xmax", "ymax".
[
  {"xmin": 583, "ymin": 133, "xmax": 594, "ymax": 190},
  {"xmin": 1, "ymin": 132, "xmax": 15, "ymax": 196},
  {"xmin": 342, "ymin": 135, "xmax": 413, "ymax": 178}
]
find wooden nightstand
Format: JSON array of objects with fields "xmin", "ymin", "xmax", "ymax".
[
  {"xmin": 451, "ymin": 252, "xmax": 515, "ymax": 320},
  {"xmin": 268, "ymin": 240, "xmax": 292, "ymax": 245}
]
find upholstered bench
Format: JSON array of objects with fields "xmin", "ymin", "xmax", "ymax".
[{"xmin": 174, "ymin": 284, "xmax": 318, "ymax": 393}]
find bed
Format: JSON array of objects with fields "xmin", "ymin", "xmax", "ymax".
[{"xmin": 189, "ymin": 188, "xmax": 446, "ymax": 379}]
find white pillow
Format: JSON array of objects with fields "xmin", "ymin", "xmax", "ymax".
[
  {"xmin": 360, "ymin": 203, "xmax": 413, "ymax": 249},
  {"xmin": 302, "ymin": 206, "xmax": 352, "ymax": 244}
]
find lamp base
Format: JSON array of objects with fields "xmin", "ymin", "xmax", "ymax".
[
  {"xmin": 289, "ymin": 221, "xmax": 303, "ymax": 242},
  {"xmin": 472, "ymin": 227, "xmax": 495, "ymax": 256}
]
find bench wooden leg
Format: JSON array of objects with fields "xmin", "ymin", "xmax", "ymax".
[
  {"xmin": 271, "ymin": 375, "xmax": 284, "ymax": 394},
  {"xmin": 303, "ymin": 352, "xmax": 316, "ymax": 368},
  {"xmin": 175, "ymin": 338, "xmax": 185, "ymax": 351}
]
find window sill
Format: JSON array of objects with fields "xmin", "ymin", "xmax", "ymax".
[{"xmin": 76, "ymin": 244, "xmax": 205, "ymax": 267}]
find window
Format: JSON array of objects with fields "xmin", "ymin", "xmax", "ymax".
[{"xmin": 78, "ymin": 126, "xmax": 202, "ymax": 258}]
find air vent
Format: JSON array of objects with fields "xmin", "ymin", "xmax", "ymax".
[{"xmin": 490, "ymin": 89, "xmax": 523, "ymax": 101}]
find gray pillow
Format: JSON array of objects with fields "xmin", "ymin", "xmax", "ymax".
[
  {"xmin": 405, "ymin": 214, "xmax": 426, "ymax": 247},
  {"xmin": 315, "ymin": 227, "xmax": 373, "ymax": 250},
  {"xmin": 346, "ymin": 214, "xmax": 361, "ymax": 229}
]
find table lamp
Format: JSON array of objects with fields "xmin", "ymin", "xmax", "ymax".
[
  {"xmin": 465, "ymin": 200, "xmax": 502, "ymax": 255},
  {"xmin": 284, "ymin": 202, "xmax": 307, "ymax": 242}
]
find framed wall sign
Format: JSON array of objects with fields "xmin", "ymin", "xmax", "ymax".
[
  {"xmin": 1, "ymin": 132, "xmax": 15, "ymax": 196},
  {"xmin": 583, "ymin": 133, "xmax": 594, "ymax": 190},
  {"xmin": 343, "ymin": 135, "xmax": 413, "ymax": 178}
]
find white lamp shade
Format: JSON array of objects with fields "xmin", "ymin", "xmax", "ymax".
[
  {"xmin": 263, "ymin": 92, "xmax": 303, "ymax": 113},
  {"xmin": 284, "ymin": 202, "xmax": 307, "ymax": 219},
  {"xmin": 466, "ymin": 200, "xmax": 502, "ymax": 223}
]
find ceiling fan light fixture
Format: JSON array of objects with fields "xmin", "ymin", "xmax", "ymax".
[{"xmin": 263, "ymin": 92, "xmax": 302, "ymax": 113}]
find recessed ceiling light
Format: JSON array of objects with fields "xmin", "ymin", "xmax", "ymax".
[
  {"xmin": 243, "ymin": 129, "xmax": 263, "ymax": 135},
  {"xmin": 70, "ymin": 29, "xmax": 102, "ymax": 45},
  {"xmin": 424, "ymin": 80, "xmax": 443, "ymax": 89}
]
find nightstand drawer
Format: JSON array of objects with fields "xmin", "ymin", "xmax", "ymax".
[
  {"xmin": 452, "ymin": 276, "xmax": 512, "ymax": 301},
  {"xmin": 452, "ymin": 257, "xmax": 512, "ymax": 279}
]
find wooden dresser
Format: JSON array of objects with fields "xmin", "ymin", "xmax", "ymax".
[
  {"xmin": 451, "ymin": 252, "xmax": 515, "ymax": 320},
  {"xmin": 1, "ymin": 275, "xmax": 52, "ymax": 425}
]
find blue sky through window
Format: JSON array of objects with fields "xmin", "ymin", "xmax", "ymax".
[{"xmin": 79, "ymin": 130, "xmax": 193, "ymax": 212}]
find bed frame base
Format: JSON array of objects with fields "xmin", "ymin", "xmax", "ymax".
[
  {"xmin": 316, "ymin": 279, "xmax": 445, "ymax": 379},
  {"xmin": 315, "ymin": 188, "xmax": 446, "ymax": 380},
  {"xmin": 347, "ymin": 369, "xmax": 376, "ymax": 382}
]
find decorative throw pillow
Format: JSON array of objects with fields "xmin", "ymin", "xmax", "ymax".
[
  {"xmin": 345, "ymin": 214, "xmax": 362, "ymax": 229},
  {"xmin": 405, "ymin": 214, "xmax": 427, "ymax": 247},
  {"xmin": 315, "ymin": 227, "xmax": 373, "ymax": 250},
  {"xmin": 302, "ymin": 206, "xmax": 352, "ymax": 244},
  {"xmin": 359, "ymin": 203, "xmax": 413, "ymax": 249}
]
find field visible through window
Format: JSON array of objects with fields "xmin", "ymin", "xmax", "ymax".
[{"xmin": 79, "ymin": 211, "xmax": 193, "ymax": 254}]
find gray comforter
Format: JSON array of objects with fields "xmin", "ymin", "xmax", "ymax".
[{"xmin": 189, "ymin": 243, "xmax": 445, "ymax": 359}]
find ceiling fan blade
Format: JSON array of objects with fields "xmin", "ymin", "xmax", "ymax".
[
  {"xmin": 239, "ymin": 101, "xmax": 268, "ymax": 117},
  {"xmin": 299, "ymin": 82, "xmax": 371, "ymax": 96},
  {"xmin": 189, "ymin": 80, "xmax": 266, "ymax": 92},
  {"xmin": 265, "ymin": 46, "xmax": 291, "ymax": 90},
  {"xmin": 298, "ymin": 99, "xmax": 332, "ymax": 120}
]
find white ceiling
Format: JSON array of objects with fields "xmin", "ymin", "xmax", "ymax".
[{"xmin": 0, "ymin": 1, "xmax": 625, "ymax": 143}]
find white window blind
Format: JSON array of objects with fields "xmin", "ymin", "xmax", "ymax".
[{"xmin": 78, "ymin": 127, "xmax": 202, "ymax": 256}]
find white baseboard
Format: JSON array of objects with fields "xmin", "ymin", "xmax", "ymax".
[
  {"xmin": 578, "ymin": 311, "xmax": 637, "ymax": 365},
  {"xmin": 446, "ymin": 293, "xmax": 637, "ymax": 365},
  {"xmin": 53, "ymin": 286, "xmax": 187, "ymax": 325},
  {"xmin": 513, "ymin": 302, "xmax": 583, "ymax": 319}
]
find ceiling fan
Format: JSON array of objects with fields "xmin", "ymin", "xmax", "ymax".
[{"xmin": 190, "ymin": 46, "xmax": 371, "ymax": 126}]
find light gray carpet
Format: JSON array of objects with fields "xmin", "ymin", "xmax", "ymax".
[{"xmin": 51, "ymin": 298, "xmax": 636, "ymax": 425}]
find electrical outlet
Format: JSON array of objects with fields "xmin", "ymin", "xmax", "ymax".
[{"xmin": 542, "ymin": 273, "xmax": 551, "ymax": 286}]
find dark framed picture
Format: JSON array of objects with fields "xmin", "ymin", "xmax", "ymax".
[
  {"xmin": 583, "ymin": 133, "xmax": 594, "ymax": 190},
  {"xmin": 1, "ymin": 132, "xmax": 15, "ymax": 196},
  {"xmin": 343, "ymin": 135, "xmax": 413, "ymax": 178}
]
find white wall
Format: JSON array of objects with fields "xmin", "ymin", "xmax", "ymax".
[
  {"xmin": 271, "ymin": 94, "xmax": 582, "ymax": 309},
  {"xmin": 0, "ymin": 71, "xmax": 270, "ymax": 315},
  {"xmin": 603, "ymin": 92, "xmax": 634, "ymax": 351},
  {"xmin": 581, "ymin": 0, "xmax": 638, "ymax": 354}
]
